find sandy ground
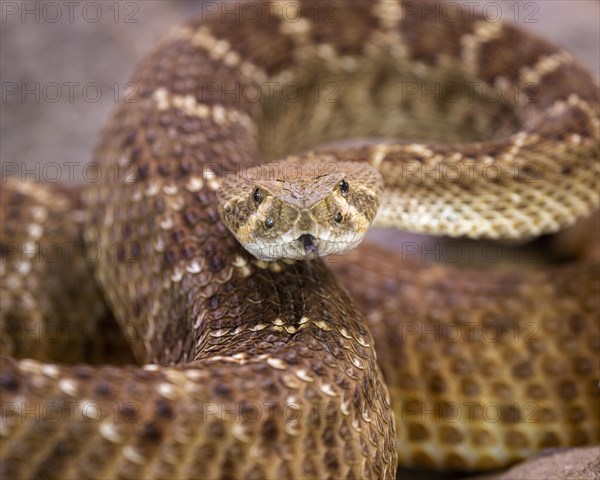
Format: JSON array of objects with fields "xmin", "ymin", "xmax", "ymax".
[{"xmin": 470, "ymin": 446, "xmax": 600, "ymax": 480}]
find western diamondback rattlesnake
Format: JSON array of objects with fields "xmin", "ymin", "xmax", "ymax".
[{"xmin": 1, "ymin": 1, "xmax": 599, "ymax": 478}]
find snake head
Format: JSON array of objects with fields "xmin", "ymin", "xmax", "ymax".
[{"xmin": 217, "ymin": 159, "xmax": 383, "ymax": 261}]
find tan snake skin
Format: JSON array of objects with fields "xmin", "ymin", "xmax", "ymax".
[{"xmin": 1, "ymin": 1, "xmax": 600, "ymax": 478}]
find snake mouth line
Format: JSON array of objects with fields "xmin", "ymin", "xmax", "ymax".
[{"xmin": 298, "ymin": 234, "xmax": 319, "ymax": 259}]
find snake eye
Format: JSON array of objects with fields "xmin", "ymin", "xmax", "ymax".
[
  {"xmin": 339, "ymin": 179, "xmax": 349, "ymax": 197},
  {"xmin": 253, "ymin": 187, "xmax": 264, "ymax": 204},
  {"xmin": 265, "ymin": 218, "xmax": 274, "ymax": 229},
  {"xmin": 334, "ymin": 212, "xmax": 343, "ymax": 223}
]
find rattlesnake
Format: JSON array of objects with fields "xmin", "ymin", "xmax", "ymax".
[{"xmin": 1, "ymin": 1, "xmax": 599, "ymax": 479}]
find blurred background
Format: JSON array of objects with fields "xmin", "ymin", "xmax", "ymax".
[{"xmin": 1, "ymin": 0, "xmax": 598, "ymax": 177}]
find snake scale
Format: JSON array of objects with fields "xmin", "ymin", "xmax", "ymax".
[{"xmin": 1, "ymin": 1, "xmax": 599, "ymax": 478}]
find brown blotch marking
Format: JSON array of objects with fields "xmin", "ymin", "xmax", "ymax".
[
  {"xmin": 145, "ymin": 129, "xmax": 157, "ymax": 143},
  {"xmin": 163, "ymin": 248, "xmax": 176, "ymax": 266},
  {"xmin": 123, "ymin": 129, "xmax": 137, "ymax": 146},
  {"xmin": 474, "ymin": 24, "xmax": 556, "ymax": 84},
  {"xmin": 246, "ymin": 465, "xmax": 266, "ymax": 480},
  {"xmin": 407, "ymin": 422, "xmax": 430, "ymax": 442},
  {"xmin": 209, "ymin": 255, "xmax": 225, "ymax": 271},
  {"xmin": 480, "ymin": 360, "xmax": 500, "ymax": 378},
  {"xmin": 444, "ymin": 452, "xmax": 468, "ymax": 471},
  {"xmin": 171, "ymin": 228, "xmax": 186, "ymax": 244},
  {"xmin": 568, "ymin": 406, "xmax": 586, "ymax": 423},
  {"xmin": 557, "ymin": 379, "xmax": 578, "ymax": 401},
  {"xmin": 261, "ymin": 419, "xmax": 279, "ymax": 443},
  {"xmin": 302, "ymin": 457, "xmax": 318, "ymax": 478},
  {"xmin": 212, "ymin": 382, "xmax": 232, "ymax": 399},
  {"xmin": 178, "ymin": 155, "xmax": 192, "ymax": 172},
  {"xmin": 527, "ymin": 383, "xmax": 547, "ymax": 400},
  {"xmin": 0, "ymin": 242, "xmax": 13, "ymax": 258},
  {"xmin": 321, "ymin": 425, "xmax": 336, "ymax": 447},
  {"xmin": 51, "ymin": 441, "xmax": 72, "ymax": 457},
  {"xmin": 538, "ymin": 431, "xmax": 561, "ymax": 448},
  {"xmin": 72, "ymin": 366, "xmax": 93, "ymax": 379},
  {"xmin": 535, "ymin": 103, "xmax": 598, "ymax": 141},
  {"xmin": 0, "ymin": 373, "xmax": 20, "ymax": 392},
  {"xmin": 307, "ymin": 1, "xmax": 379, "ymax": 56},
  {"xmin": 461, "ymin": 378, "xmax": 480, "ymax": 396},
  {"xmin": 573, "ymin": 356, "xmax": 593, "ymax": 376},
  {"xmin": 589, "ymin": 335, "xmax": 600, "ymax": 352},
  {"xmin": 158, "ymin": 161, "xmax": 171, "ymax": 177},
  {"xmin": 277, "ymin": 462, "xmax": 293, "ymax": 479},
  {"xmin": 94, "ymin": 382, "xmax": 112, "ymax": 396},
  {"xmin": 500, "ymin": 404, "xmax": 521, "ymax": 424},
  {"xmin": 477, "ymin": 455, "xmax": 504, "ymax": 470},
  {"xmin": 324, "ymin": 450, "xmax": 340, "ymax": 473},
  {"xmin": 561, "ymin": 166, "xmax": 572, "ymax": 175},
  {"xmin": 400, "ymin": 3, "xmax": 473, "ymax": 65},
  {"xmin": 535, "ymin": 61, "xmax": 600, "ymax": 109},
  {"xmin": 136, "ymin": 163, "xmax": 150, "ymax": 181},
  {"xmin": 427, "ymin": 374, "xmax": 446, "ymax": 394},
  {"xmin": 542, "ymin": 355, "xmax": 565, "ymax": 377},
  {"xmin": 155, "ymin": 398, "xmax": 175, "ymax": 419},
  {"xmin": 571, "ymin": 430, "xmax": 589, "ymax": 445},
  {"xmin": 207, "ymin": 420, "xmax": 226, "ymax": 439},
  {"xmin": 154, "ymin": 197, "xmax": 166, "ymax": 214},
  {"xmin": 568, "ymin": 314, "xmax": 587, "ymax": 334},
  {"xmin": 282, "ymin": 350, "xmax": 299, "ymax": 365},
  {"xmin": 241, "ymin": 401, "xmax": 259, "ymax": 420},
  {"xmin": 185, "ymin": 6, "xmax": 295, "ymax": 78},
  {"xmin": 184, "ymin": 207, "xmax": 202, "ymax": 226},
  {"xmin": 206, "ymin": 294, "xmax": 220, "ymax": 309},
  {"xmin": 440, "ymin": 426, "xmax": 464, "ymax": 445},
  {"xmin": 324, "ymin": 402, "xmax": 339, "ymax": 424},
  {"xmin": 224, "ymin": 441, "xmax": 246, "ymax": 475},
  {"xmin": 311, "ymin": 361, "xmax": 326, "ymax": 377},
  {"xmin": 195, "ymin": 443, "xmax": 217, "ymax": 462},
  {"xmin": 140, "ymin": 422, "xmax": 163, "ymax": 442},
  {"xmin": 412, "ymin": 449, "xmax": 436, "ymax": 469},
  {"xmin": 472, "ymin": 429, "xmax": 495, "ymax": 446},
  {"xmin": 343, "ymin": 441, "xmax": 357, "ymax": 464},
  {"xmin": 119, "ymin": 403, "xmax": 139, "ymax": 422},
  {"xmin": 539, "ymin": 407, "xmax": 557, "ymax": 423},
  {"xmin": 122, "ymin": 223, "xmax": 132, "ymax": 239},
  {"xmin": 207, "ymin": 208, "xmax": 220, "ymax": 223},
  {"xmin": 506, "ymin": 430, "xmax": 529, "ymax": 449},
  {"xmin": 159, "ymin": 114, "xmax": 172, "ymax": 127},
  {"xmin": 491, "ymin": 382, "xmax": 513, "ymax": 399},
  {"xmin": 512, "ymin": 361, "xmax": 534, "ymax": 379},
  {"xmin": 181, "ymin": 242, "xmax": 196, "ymax": 259},
  {"xmin": 130, "ymin": 149, "xmax": 142, "ymax": 165}
]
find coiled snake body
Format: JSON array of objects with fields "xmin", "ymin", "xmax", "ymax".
[{"xmin": 1, "ymin": 1, "xmax": 599, "ymax": 478}]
